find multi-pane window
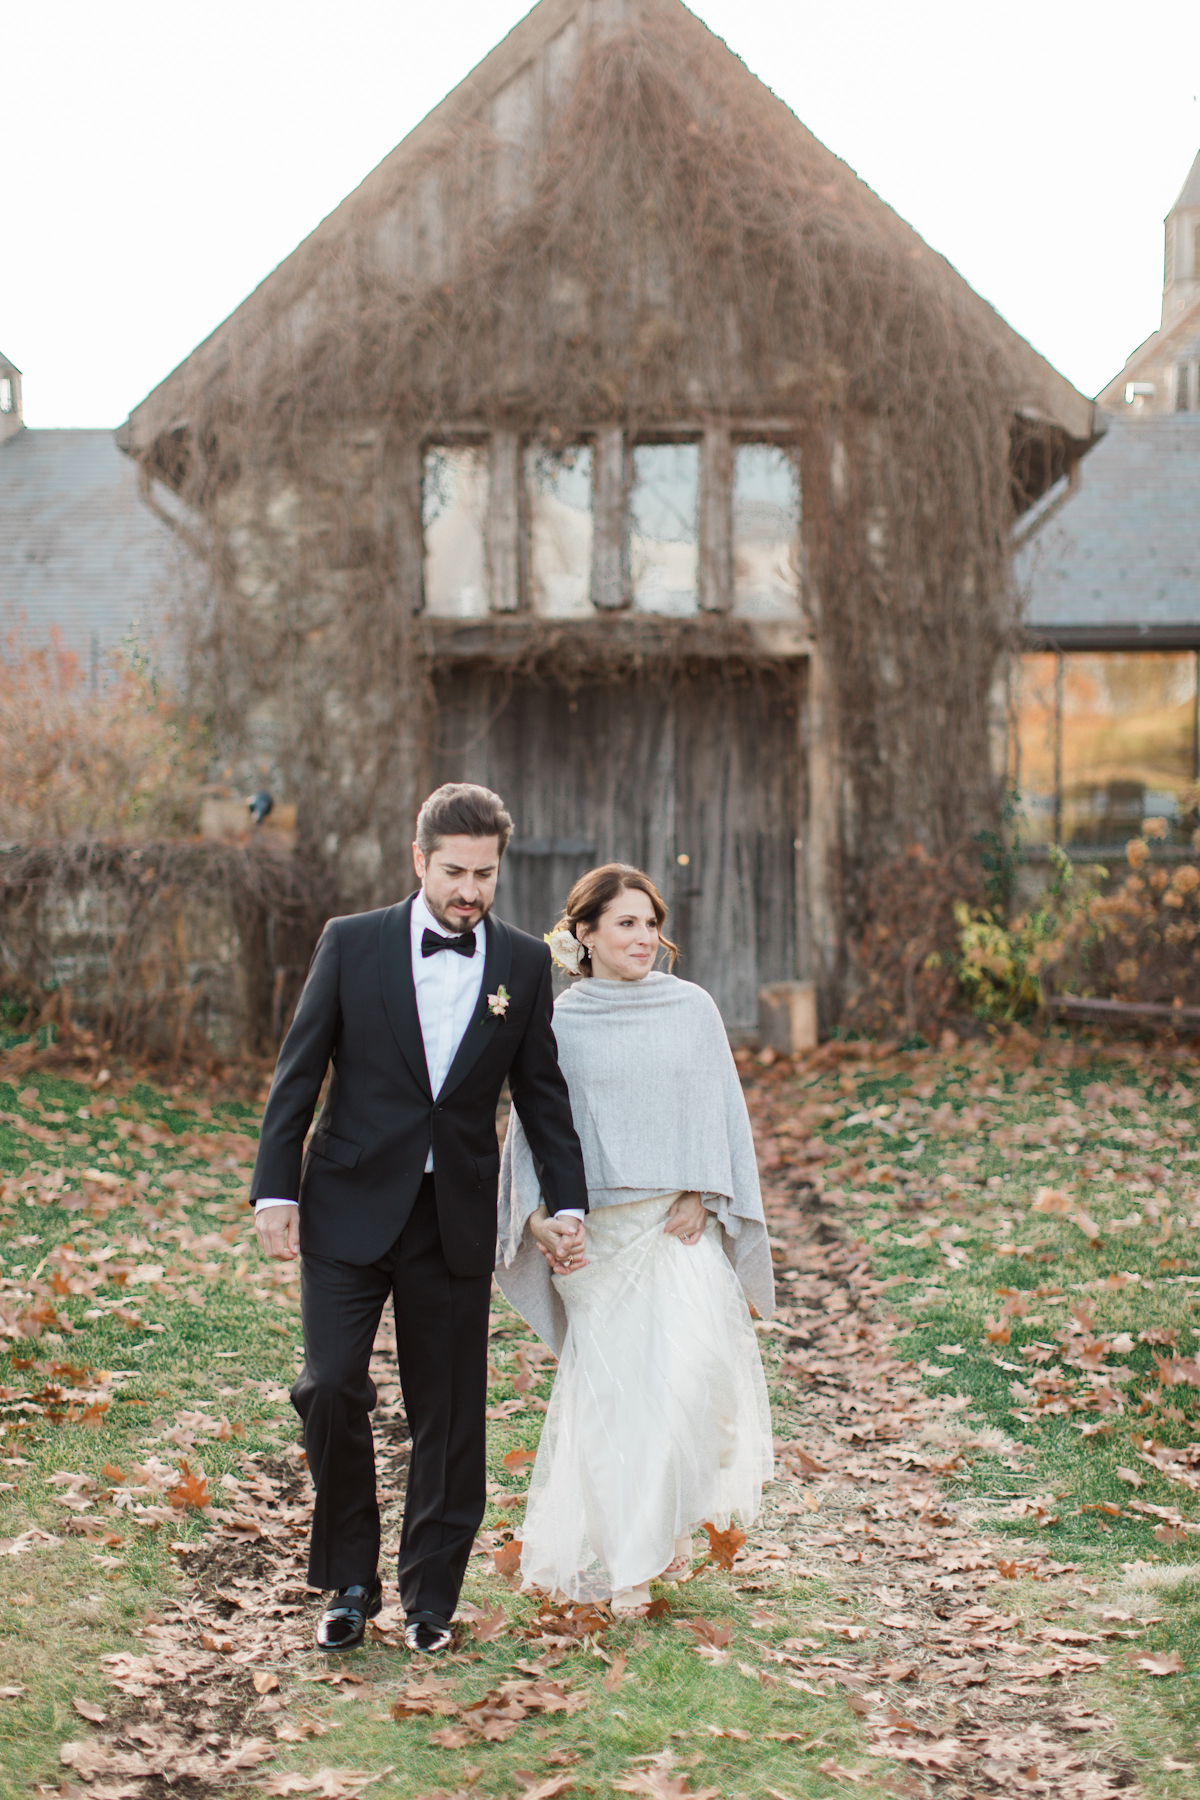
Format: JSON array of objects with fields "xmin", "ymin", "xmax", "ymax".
[
  {"xmin": 732, "ymin": 443, "xmax": 801, "ymax": 616},
  {"xmin": 419, "ymin": 432, "xmax": 800, "ymax": 616},
  {"xmin": 1011, "ymin": 651, "xmax": 1200, "ymax": 851},
  {"xmin": 526, "ymin": 444, "xmax": 593, "ymax": 617},
  {"xmin": 0, "ymin": 378, "xmax": 12, "ymax": 414},
  {"xmin": 629, "ymin": 443, "xmax": 699, "ymax": 614},
  {"xmin": 1175, "ymin": 362, "xmax": 1192, "ymax": 412},
  {"xmin": 422, "ymin": 446, "xmax": 487, "ymax": 617}
]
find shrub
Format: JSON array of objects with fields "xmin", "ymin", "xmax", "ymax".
[
  {"xmin": 1044, "ymin": 837, "xmax": 1200, "ymax": 1011},
  {"xmin": 953, "ymin": 845, "xmax": 1083, "ymax": 1021},
  {"xmin": 0, "ymin": 631, "xmax": 207, "ymax": 842}
]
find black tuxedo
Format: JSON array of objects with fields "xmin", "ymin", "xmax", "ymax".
[
  {"xmin": 251, "ymin": 895, "xmax": 587, "ymax": 1621},
  {"xmin": 251, "ymin": 898, "xmax": 588, "ymax": 1259}
]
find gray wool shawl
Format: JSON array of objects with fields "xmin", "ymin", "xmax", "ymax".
[{"xmin": 495, "ymin": 970, "xmax": 775, "ymax": 1351}]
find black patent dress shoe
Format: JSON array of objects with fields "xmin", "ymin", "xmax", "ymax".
[
  {"xmin": 405, "ymin": 1612, "xmax": 453, "ymax": 1655},
  {"xmin": 315, "ymin": 1576, "xmax": 383, "ymax": 1651}
]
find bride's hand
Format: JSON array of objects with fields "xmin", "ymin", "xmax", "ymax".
[
  {"xmin": 529, "ymin": 1206, "xmax": 588, "ymax": 1275},
  {"xmin": 664, "ymin": 1191, "xmax": 707, "ymax": 1247}
]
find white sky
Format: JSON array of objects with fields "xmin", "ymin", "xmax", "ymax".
[{"xmin": 5, "ymin": 0, "xmax": 1200, "ymax": 428}]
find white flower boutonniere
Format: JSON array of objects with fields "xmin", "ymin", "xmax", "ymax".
[
  {"xmin": 545, "ymin": 927, "xmax": 585, "ymax": 975},
  {"xmin": 487, "ymin": 985, "xmax": 511, "ymax": 1019}
]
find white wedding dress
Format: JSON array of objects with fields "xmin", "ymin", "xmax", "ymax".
[{"xmin": 518, "ymin": 1191, "xmax": 773, "ymax": 1601}]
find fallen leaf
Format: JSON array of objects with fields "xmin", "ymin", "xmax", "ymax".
[
  {"xmin": 427, "ymin": 1726, "xmax": 476, "ymax": 1749},
  {"xmin": 1115, "ymin": 1467, "xmax": 1144, "ymax": 1489},
  {"xmin": 167, "ymin": 1460, "xmax": 210, "ymax": 1511},
  {"xmin": 503, "ymin": 1448, "xmax": 537, "ymax": 1476},
  {"xmin": 516, "ymin": 1777, "xmax": 576, "ymax": 1800},
  {"xmin": 467, "ymin": 1601, "xmax": 508, "ymax": 1643},
  {"xmin": 257, "ymin": 1769, "xmax": 394, "ymax": 1797},
  {"xmin": 0, "ymin": 1685, "xmax": 27, "ymax": 1699},
  {"xmin": 1127, "ymin": 1649, "xmax": 1184, "ymax": 1676},
  {"xmin": 817, "ymin": 1757, "xmax": 872, "ymax": 1783},
  {"xmin": 603, "ymin": 1653, "xmax": 628, "ymax": 1693},
  {"xmin": 252, "ymin": 1671, "xmax": 281, "ymax": 1695},
  {"xmin": 700, "ymin": 1522, "xmax": 745, "ymax": 1570},
  {"xmin": 72, "ymin": 1697, "xmax": 107, "ymax": 1722},
  {"xmin": 494, "ymin": 1539, "xmax": 522, "ymax": 1577}
]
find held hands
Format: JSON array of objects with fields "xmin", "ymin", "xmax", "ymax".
[
  {"xmin": 530, "ymin": 1205, "xmax": 588, "ymax": 1275},
  {"xmin": 663, "ymin": 1190, "xmax": 706, "ymax": 1247},
  {"xmin": 256, "ymin": 1203, "xmax": 301, "ymax": 1262}
]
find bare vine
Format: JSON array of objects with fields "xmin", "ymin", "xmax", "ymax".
[{"xmin": 135, "ymin": 16, "xmax": 1050, "ymax": 991}]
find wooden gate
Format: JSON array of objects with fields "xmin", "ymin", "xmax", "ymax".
[{"xmin": 431, "ymin": 662, "xmax": 802, "ymax": 1028}]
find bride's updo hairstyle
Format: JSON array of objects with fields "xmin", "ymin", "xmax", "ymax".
[{"xmin": 547, "ymin": 863, "xmax": 678, "ymax": 977}]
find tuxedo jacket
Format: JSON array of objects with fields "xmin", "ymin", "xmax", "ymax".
[{"xmin": 250, "ymin": 896, "xmax": 588, "ymax": 1273}]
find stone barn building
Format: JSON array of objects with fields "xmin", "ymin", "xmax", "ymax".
[{"xmin": 117, "ymin": 0, "xmax": 1098, "ymax": 1033}]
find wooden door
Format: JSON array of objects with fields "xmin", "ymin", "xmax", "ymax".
[{"xmin": 431, "ymin": 663, "xmax": 801, "ymax": 1028}]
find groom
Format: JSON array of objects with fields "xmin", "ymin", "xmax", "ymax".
[{"xmin": 252, "ymin": 783, "xmax": 588, "ymax": 1654}]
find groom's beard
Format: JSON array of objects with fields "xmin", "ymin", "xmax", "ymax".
[{"xmin": 424, "ymin": 892, "xmax": 492, "ymax": 935}]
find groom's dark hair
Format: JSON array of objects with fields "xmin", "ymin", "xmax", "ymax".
[{"xmin": 416, "ymin": 783, "xmax": 514, "ymax": 858}]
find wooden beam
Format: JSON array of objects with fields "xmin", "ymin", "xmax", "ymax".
[
  {"xmin": 592, "ymin": 426, "xmax": 629, "ymax": 610},
  {"xmin": 803, "ymin": 640, "xmax": 840, "ymax": 1019},
  {"xmin": 698, "ymin": 426, "xmax": 732, "ymax": 613},
  {"xmin": 1043, "ymin": 995, "xmax": 1200, "ymax": 1025},
  {"xmin": 486, "ymin": 431, "xmax": 523, "ymax": 612}
]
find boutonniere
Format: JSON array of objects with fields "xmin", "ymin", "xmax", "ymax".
[{"xmin": 487, "ymin": 985, "xmax": 511, "ymax": 1019}]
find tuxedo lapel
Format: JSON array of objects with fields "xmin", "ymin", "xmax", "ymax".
[
  {"xmin": 379, "ymin": 897, "xmax": 433, "ymax": 1098},
  {"xmin": 438, "ymin": 912, "xmax": 513, "ymax": 1102}
]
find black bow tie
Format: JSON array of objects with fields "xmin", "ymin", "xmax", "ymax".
[{"xmin": 422, "ymin": 927, "xmax": 476, "ymax": 959}]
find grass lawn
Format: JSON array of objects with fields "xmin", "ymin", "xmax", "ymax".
[{"xmin": 0, "ymin": 1026, "xmax": 1196, "ymax": 1799}]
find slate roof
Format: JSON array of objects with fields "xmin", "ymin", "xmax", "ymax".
[
  {"xmin": 0, "ymin": 428, "xmax": 202, "ymax": 666},
  {"xmin": 1015, "ymin": 411, "xmax": 1200, "ymax": 646}
]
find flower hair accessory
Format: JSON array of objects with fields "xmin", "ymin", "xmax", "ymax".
[{"xmin": 545, "ymin": 926, "xmax": 586, "ymax": 976}]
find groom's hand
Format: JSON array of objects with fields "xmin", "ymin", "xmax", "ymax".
[
  {"xmin": 256, "ymin": 1203, "xmax": 301, "ymax": 1261},
  {"xmin": 529, "ymin": 1208, "xmax": 587, "ymax": 1275}
]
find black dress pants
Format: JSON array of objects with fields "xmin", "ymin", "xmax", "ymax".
[{"xmin": 290, "ymin": 1175, "xmax": 492, "ymax": 1622}]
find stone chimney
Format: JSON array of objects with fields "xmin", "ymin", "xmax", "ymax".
[{"xmin": 0, "ymin": 352, "xmax": 23, "ymax": 446}]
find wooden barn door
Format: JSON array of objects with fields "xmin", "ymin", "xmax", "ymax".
[{"xmin": 431, "ymin": 664, "xmax": 801, "ymax": 1029}]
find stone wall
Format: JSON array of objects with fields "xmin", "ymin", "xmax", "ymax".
[{"xmin": 0, "ymin": 844, "xmax": 314, "ymax": 1061}]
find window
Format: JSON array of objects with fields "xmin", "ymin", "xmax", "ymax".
[
  {"xmin": 1175, "ymin": 362, "xmax": 1191, "ymax": 412},
  {"xmin": 0, "ymin": 378, "xmax": 11, "ymax": 414},
  {"xmin": 422, "ymin": 446, "xmax": 487, "ymax": 617},
  {"xmin": 1012, "ymin": 651, "xmax": 1200, "ymax": 851},
  {"xmin": 526, "ymin": 444, "xmax": 593, "ymax": 616},
  {"xmin": 732, "ymin": 444, "xmax": 801, "ymax": 616},
  {"xmin": 629, "ymin": 443, "xmax": 698, "ymax": 614}
]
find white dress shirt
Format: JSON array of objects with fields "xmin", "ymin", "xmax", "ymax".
[
  {"xmin": 256, "ymin": 891, "xmax": 581, "ymax": 1222},
  {"xmin": 410, "ymin": 889, "xmax": 487, "ymax": 1170}
]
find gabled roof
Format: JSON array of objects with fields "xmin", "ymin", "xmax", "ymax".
[
  {"xmin": 1016, "ymin": 411, "xmax": 1200, "ymax": 646},
  {"xmin": 0, "ymin": 429, "xmax": 201, "ymax": 665},
  {"xmin": 0, "ymin": 350, "xmax": 20, "ymax": 377},
  {"xmin": 1096, "ymin": 289, "xmax": 1200, "ymax": 406},
  {"xmin": 119, "ymin": 0, "xmax": 1096, "ymax": 457}
]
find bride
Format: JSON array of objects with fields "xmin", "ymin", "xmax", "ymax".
[{"xmin": 496, "ymin": 863, "xmax": 774, "ymax": 1612}]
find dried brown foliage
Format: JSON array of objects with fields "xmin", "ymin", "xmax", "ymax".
[
  {"xmin": 0, "ymin": 839, "xmax": 314, "ymax": 1059},
  {"xmin": 843, "ymin": 842, "xmax": 985, "ymax": 1039},
  {"xmin": 0, "ymin": 630, "xmax": 206, "ymax": 843},
  {"xmin": 1045, "ymin": 840, "xmax": 1200, "ymax": 1011}
]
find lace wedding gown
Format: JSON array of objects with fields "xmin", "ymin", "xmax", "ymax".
[{"xmin": 518, "ymin": 1192, "xmax": 773, "ymax": 1601}]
